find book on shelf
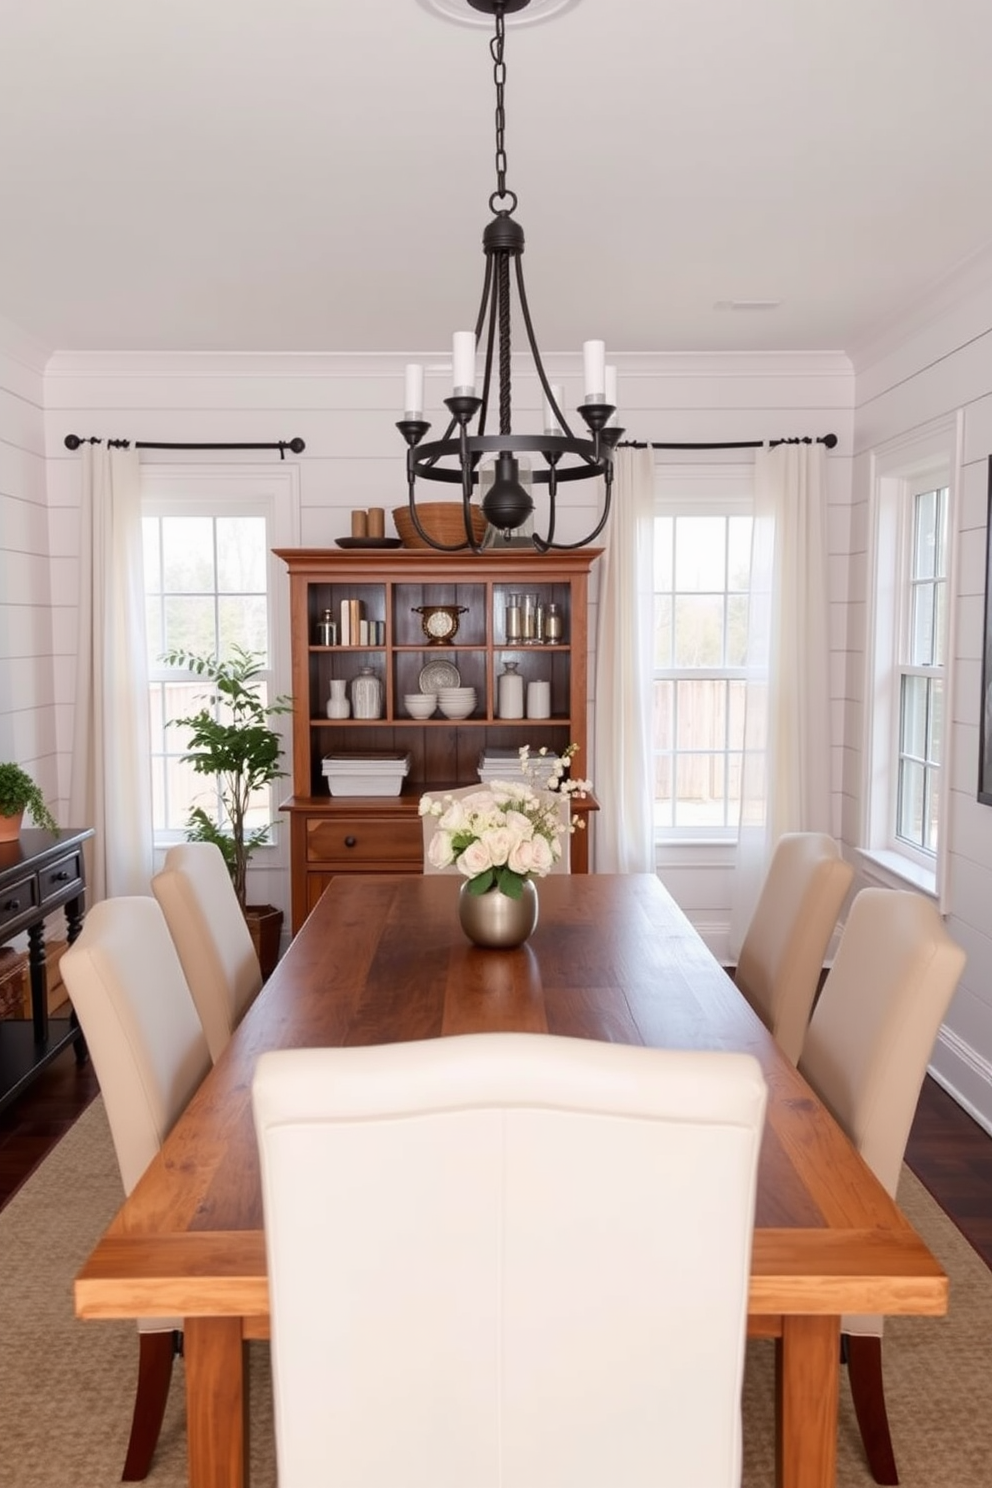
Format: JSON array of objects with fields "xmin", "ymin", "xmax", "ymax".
[{"xmin": 339, "ymin": 597, "xmax": 365, "ymax": 646}]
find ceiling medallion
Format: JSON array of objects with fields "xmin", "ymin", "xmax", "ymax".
[
  {"xmin": 398, "ymin": 0, "xmax": 619, "ymax": 553},
  {"xmin": 417, "ymin": 0, "xmax": 582, "ymax": 28}
]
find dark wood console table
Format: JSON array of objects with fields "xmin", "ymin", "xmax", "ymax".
[{"xmin": 0, "ymin": 827, "xmax": 94, "ymax": 1113}]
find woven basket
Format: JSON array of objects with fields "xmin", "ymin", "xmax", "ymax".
[{"xmin": 392, "ymin": 502, "xmax": 488, "ymax": 549}]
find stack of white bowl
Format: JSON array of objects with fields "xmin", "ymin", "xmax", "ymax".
[
  {"xmin": 437, "ymin": 686, "xmax": 477, "ymax": 720},
  {"xmin": 404, "ymin": 692, "xmax": 437, "ymax": 719}
]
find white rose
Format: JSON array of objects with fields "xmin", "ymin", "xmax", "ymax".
[
  {"xmin": 427, "ymin": 830, "xmax": 456, "ymax": 870},
  {"xmin": 507, "ymin": 837, "xmax": 536, "ymax": 875},
  {"xmin": 457, "ymin": 839, "xmax": 493, "ymax": 878},
  {"xmin": 528, "ymin": 834, "xmax": 555, "ymax": 876},
  {"xmin": 439, "ymin": 799, "xmax": 469, "ymax": 832},
  {"xmin": 504, "ymin": 808, "xmax": 534, "ymax": 840},
  {"xmin": 483, "ymin": 826, "xmax": 515, "ymax": 866}
]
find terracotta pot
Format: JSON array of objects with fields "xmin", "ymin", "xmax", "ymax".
[
  {"xmin": 458, "ymin": 880, "xmax": 538, "ymax": 950},
  {"xmin": 0, "ymin": 811, "xmax": 24, "ymax": 844}
]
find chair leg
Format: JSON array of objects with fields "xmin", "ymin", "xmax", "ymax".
[
  {"xmin": 846, "ymin": 1333, "xmax": 899, "ymax": 1485},
  {"xmin": 121, "ymin": 1329, "xmax": 180, "ymax": 1481}
]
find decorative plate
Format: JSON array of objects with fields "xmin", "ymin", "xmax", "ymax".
[{"xmin": 419, "ymin": 659, "xmax": 461, "ymax": 694}]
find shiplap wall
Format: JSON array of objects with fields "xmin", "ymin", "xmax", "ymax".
[
  {"xmin": 0, "ymin": 319, "xmax": 59, "ymax": 812},
  {"xmin": 848, "ymin": 265, "xmax": 992, "ymax": 1132}
]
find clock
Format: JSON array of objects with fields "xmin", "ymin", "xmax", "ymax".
[{"xmin": 412, "ymin": 604, "xmax": 468, "ymax": 645}]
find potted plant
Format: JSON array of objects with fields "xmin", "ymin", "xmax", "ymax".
[
  {"xmin": 163, "ymin": 646, "xmax": 292, "ymax": 975},
  {"xmin": 0, "ymin": 762, "xmax": 59, "ymax": 843}
]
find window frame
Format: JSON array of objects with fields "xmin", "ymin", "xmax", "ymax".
[
  {"xmin": 141, "ymin": 463, "xmax": 300, "ymax": 853},
  {"xmin": 652, "ymin": 463, "xmax": 755, "ymax": 846},
  {"xmin": 863, "ymin": 420, "xmax": 960, "ymax": 903}
]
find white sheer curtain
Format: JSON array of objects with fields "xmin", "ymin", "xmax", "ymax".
[
  {"xmin": 593, "ymin": 445, "xmax": 656, "ymax": 872},
  {"xmin": 69, "ymin": 445, "xmax": 154, "ymax": 900},
  {"xmin": 728, "ymin": 442, "xmax": 833, "ymax": 955}
]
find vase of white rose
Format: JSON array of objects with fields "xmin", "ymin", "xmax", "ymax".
[{"xmin": 419, "ymin": 745, "xmax": 590, "ymax": 949}]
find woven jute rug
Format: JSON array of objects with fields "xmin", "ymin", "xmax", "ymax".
[{"xmin": 1, "ymin": 1097, "xmax": 990, "ymax": 1486}]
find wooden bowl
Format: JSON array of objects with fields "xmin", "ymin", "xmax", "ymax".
[{"xmin": 392, "ymin": 502, "xmax": 488, "ymax": 549}]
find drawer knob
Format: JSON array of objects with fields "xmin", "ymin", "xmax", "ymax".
[
  {"xmin": 53, "ymin": 870, "xmax": 72, "ymax": 882},
  {"xmin": 3, "ymin": 898, "xmax": 20, "ymax": 912},
  {"xmin": 344, "ymin": 836, "xmax": 357, "ymax": 848}
]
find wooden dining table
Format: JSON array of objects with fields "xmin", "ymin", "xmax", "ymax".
[{"xmin": 75, "ymin": 873, "xmax": 947, "ymax": 1488}]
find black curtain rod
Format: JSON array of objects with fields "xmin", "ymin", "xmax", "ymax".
[
  {"xmin": 64, "ymin": 435, "xmax": 306, "ymax": 460},
  {"xmin": 618, "ymin": 433, "xmax": 837, "ymax": 451}
]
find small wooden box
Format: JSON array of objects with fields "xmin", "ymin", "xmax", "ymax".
[{"xmin": 0, "ymin": 941, "xmax": 70, "ymax": 1020}]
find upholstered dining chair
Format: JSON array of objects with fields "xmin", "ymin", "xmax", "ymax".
[
  {"xmin": 734, "ymin": 831, "xmax": 854, "ymax": 1065},
  {"xmin": 421, "ymin": 783, "xmax": 571, "ymax": 874},
  {"xmin": 60, "ymin": 896, "xmax": 213, "ymax": 1480},
  {"xmin": 253, "ymin": 1032, "xmax": 767, "ymax": 1488},
  {"xmin": 151, "ymin": 841, "xmax": 263, "ymax": 1062},
  {"xmin": 797, "ymin": 887, "xmax": 966, "ymax": 1484}
]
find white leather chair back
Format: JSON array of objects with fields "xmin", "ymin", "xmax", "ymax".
[
  {"xmin": 799, "ymin": 887, "xmax": 966, "ymax": 1338},
  {"xmin": 152, "ymin": 841, "xmax": 262, "ymax": 1062},
  {"xmin": 60, "ymin": 896, "xmax": 212, "ymax": 1196},
  {"xmin": 253, "ymin": 1032, "xmax": 767, "ymax": 1488},
  {"xmin": 735, "ymin": 831, "xmax": 853, "ymax": 1065},
  {"xmin": 422, "ymin": 784, "xmax": 571, "ymax": 875}
]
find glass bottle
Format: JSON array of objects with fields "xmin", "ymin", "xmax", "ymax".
[
  {"xmin": 497, "ymin": 661, "xmax": 525, "ymax": 719},
  {"xmin": 351, "ymin": 665, "xmax": 383, "ymax": 720},
  {"xmin": 316, "ymin": 608, "xmax": 336, "ymax": 646},
  {"xmin": 544, "ymin": 603, "xmax": 564, "ymax": 644},
  {"xmin": 504, "ymin": 592, "xmax": 523, "ymax": 642}
]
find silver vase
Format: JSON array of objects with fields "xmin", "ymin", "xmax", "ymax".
[{"xmin": 458, "ymin": 879, "xmax": 539, "ymax": 950}]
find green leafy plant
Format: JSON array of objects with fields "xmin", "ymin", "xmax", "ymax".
[
  {"xmin": 0, "ymin": 762, "xmax": 59, "ymax": 834},
  {"xmin": 163, "ymin": 646, "xmax": 292, "ymax": 912}
]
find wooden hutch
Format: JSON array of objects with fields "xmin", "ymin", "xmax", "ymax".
[{"xmin": 275, "ymin": 547, "xmax": 601, "ymax": 934}]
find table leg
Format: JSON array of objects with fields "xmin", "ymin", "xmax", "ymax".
[
  {"xmin": 775, "ymin": 1314, "xmax": 840, "ymax": 1488},
  {"xmin": 184, "ymin": 1317, "xmax": 249, "ymax": 1488}
]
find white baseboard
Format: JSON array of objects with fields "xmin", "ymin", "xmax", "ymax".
[{"xmin": 927, "ymin": 1027, "xmax": 992, "ymax": 1138}]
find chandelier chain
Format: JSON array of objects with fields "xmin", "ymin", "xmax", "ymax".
[{"xmin": 491, "ymin": 5, "xmax": 509, "ymax": 203}]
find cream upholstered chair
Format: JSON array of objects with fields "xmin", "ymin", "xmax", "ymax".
[
  {"xmin": 734, "ymin": 831, "xmax": 853, "ymax": 1065},
  {"xmin": 253, "ymin": 1032, "xmax": 767, "ymax": 1488},
  {"xmin": 60, "ymin": 896, "xmax": 212, "ymax": 1480},
  {"xmin": 151, "ymin": 841, "xmax": 262, "ymax": 1062},
  {"xmin": 421, "ymin": 783, "xmax": 571, "ymax": 875},
  {"xmin": 798, "ymin": 887, "xmax": 966, "ymax": 1484}
]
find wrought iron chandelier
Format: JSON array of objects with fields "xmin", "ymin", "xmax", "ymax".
[{"xmin": 397, "ymin": 0, "xmax": 622, "ymax": 552}]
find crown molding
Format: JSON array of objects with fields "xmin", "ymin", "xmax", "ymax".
[
  {"xmin": 43, "ymin": 347, "xmax": 853, "ymax": 382},
  {"xmin": 848, "ymin": 240, "xmax": 992, "ymax": 375},
  {"xmin": 0, "ymin": 313, "xmax": 53, "ymax": 376}
]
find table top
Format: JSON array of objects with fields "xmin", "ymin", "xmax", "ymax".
[{"xmin": 76, "ymin": 873, "xmax": 947, "ymax": 1324}]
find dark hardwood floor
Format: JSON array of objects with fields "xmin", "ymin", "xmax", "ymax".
[
  {"xmin": 1, "ymin": 1046, "xmax": 991, "ymax": 1275},
  {"xmin": 0, "ymin": 1044, "xmax": 100, "ymax": 1209}
]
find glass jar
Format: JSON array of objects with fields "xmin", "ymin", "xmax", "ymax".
[
  {"xmin": 521, "ymin": 593, "xmax": 538, "ymax": 643},
  {"xmin": 504, "ymin": 592, "xmax": 523, "ymax": 642},
  {"xmin": 497, "ymin": 661, "xmax": 525, "ymax": 719},
  {"xmin": 544, "ymin": 603, "xmax": 564, "ymax": 644},
  {"xmin": 351, "ymin": 665, "xmax": 383, "ymax": 720},
  {"xmin": 316, "ymin": 608, "xmax": 337, "ymax": 646}
]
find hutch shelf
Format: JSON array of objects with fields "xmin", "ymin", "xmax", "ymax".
[{"xmin": 275, "ymin": 547, "xmax": 601, "ymax": 935}]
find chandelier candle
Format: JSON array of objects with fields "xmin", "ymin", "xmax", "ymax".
[
  {"xmin": 543, "ymin": 383, "xmax": 564, "ymax": 436},
  {"xmin": 396, "ymin": 0, "xmax": 621, "ymax": 554},
  {"xmin": 404, "ymin": 364, "xmax": 424, "ymax": 420},
  {"xmin": 583, "ymin": 340, "xmax": 606, "ymax": 403}
]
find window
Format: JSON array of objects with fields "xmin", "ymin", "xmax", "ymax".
[
  {"xmin": 866, "ymin": 423, "xmax": 957, "ymax": 892},
  {"xmin": 653, "ymin": 467, "xmax": 753, "ymax": 838},
  {"xmin": 896, "ymin": 483, "xmax": 947, "ymax": 854},
  {"xmin": 141, "ymin": 467, "xmax": 298, "ymax": 847}
]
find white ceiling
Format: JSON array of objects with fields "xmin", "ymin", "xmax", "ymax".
[{"xmin": 3, "ymin": 0, "xmax": 992, "ymax": 358}]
